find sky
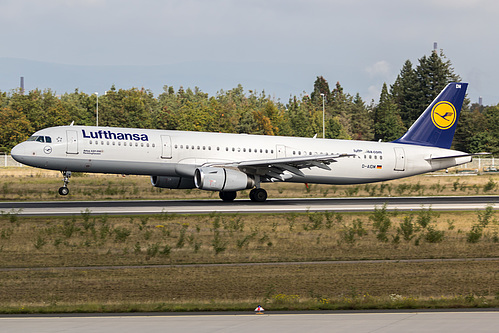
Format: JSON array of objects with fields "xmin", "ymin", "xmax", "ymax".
[{"xmin": 1, "ymin": 0, "xmax": 499, "ymax": 105}]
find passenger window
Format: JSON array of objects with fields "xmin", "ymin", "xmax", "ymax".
[
  {"xmin": 89, "ymin": 140, "xmax": 92, "ymax": 144},
  {"xmin": 380, "ymin": 156, "xmax": 383, "ymax": 160},
  {"xmin": 45, "ymin": 136, "xmax": 52, "ymax": 143},
  {"xmin": 118, "ymin": 142, "xmax": 121, "ymax": 146}
]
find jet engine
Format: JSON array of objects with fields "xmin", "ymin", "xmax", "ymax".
[
  {"xmin": 150, "ymin": 176, "xmax": 195, "ymax": 189},
  {"xmin": 194, "ymin": 167, "xmax": 254, "ymax": 191}
]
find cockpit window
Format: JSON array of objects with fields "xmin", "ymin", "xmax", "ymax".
[{"xmin": 26, "ymin": 135, "xmax": 51, "ymax": 143}]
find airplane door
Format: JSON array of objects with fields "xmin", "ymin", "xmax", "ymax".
[
  {"xmin": 276, "ymin": 145, "xmax": 286, "ymax": 158},
  {"xmin": 161, "ymin": 135, "xmax": 172, "ymax": 159},
  {"xmin": 394, "ymin": 147, "xmax": 405, "ymax": 171},
  {"xmin": 66, "ymin": 130, "xmax": 78, "ymax": 154}
]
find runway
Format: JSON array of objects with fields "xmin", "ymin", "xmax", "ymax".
[
  {"xmin": 1, "ymin": 310, "xmax": 498, "ymax": 332},
  {"xmin": 1, "ymin": 196, "xmax": 498, "ymax": 216}
]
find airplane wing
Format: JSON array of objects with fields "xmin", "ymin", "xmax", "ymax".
[{"xmin": 205, "ymin": 153, "xmax": 355, "ymax": 181}]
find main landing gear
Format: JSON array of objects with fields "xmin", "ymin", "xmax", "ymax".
[
  {"xmin": 58, "ymin": 171, "xmax": 71, "ymax": 196},
  {"xmin": 218, "ymin": 188, "xmax": 268, "ymax": 202},
  {"xmin": 250, "ymin": 188, "xmax": 267, "ymax": 202}
]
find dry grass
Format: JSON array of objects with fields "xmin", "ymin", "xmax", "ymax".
[
  {"xmin": 1, "ymin": 261, "xmax": 498, "ymax": 312},
  {"xmin": 1, "ymin": 167, "xmax": 499, "ymax": 201},
  {"xmin": 0, "ymin": 210, "xmax": 498, "ymax": 268},
  {"xmin": 0, "ymin": 209, "xmax": 498, "ymax": 312}
]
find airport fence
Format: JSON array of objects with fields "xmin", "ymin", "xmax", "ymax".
[{"xmin": 1, "ymin": 154, "xmax": 24, "ymax": 167}]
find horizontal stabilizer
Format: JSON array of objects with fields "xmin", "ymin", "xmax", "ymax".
[{"xmin": 426, "ymin": 152, "xmax": 489, "ymax": 161}]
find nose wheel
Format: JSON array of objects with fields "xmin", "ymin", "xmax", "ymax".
[{"xmin": 58, "ymin": 171, "xmax": 71, "ymax": 196}]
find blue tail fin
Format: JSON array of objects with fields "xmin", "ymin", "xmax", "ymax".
[{"xmin": 393, "ymin": 82, "xmax": 467, "ymax": 149}]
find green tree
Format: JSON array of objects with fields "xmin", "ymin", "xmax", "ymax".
[
  {"xmin": 415, "ymin": 50, "xmax": 460, "ymax": 110},
  {"xmin": 391, "ymin": 60, "xmax": 420, "ymax": 127},
  {"xmin": 0, "ymin": 107, "xmax": 33, "ymax": 151},
  {"xmin": 373, "ymin": 83, "xmax": 405, "ymax": 142}
]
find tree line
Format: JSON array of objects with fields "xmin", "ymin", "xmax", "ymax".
[{"xmin": 1, "ymin": 50, "xmax": 498, "ymax": 154}]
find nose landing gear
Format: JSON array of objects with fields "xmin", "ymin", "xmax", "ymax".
[{"xmin": 58, "ymin": 171, "xmax": 71, "ymax": 196}]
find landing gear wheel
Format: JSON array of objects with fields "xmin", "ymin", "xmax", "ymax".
[
  {"xmin": 59, "ymin": 170, "xmax": 72, "ymax": 196},
  {"xmin": 219, "ymin": 191, "xmax": 237, "ymax": 202},
  {"xmin": 250, "ymin": 188, "xmax": 267, "ymax": 202},
  {"xmin": 58, "ymin": 186, "xmax": 69, "ymax": 196}
]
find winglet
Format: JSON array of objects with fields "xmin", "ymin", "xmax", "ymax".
[{"xmin": 393, "ymin": 82, "xmax": 467, "ymax": 149}]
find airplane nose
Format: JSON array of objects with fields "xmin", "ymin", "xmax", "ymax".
[{"xmin": 10, "ymin": 143, "xmax": 25, "ymax": 163}]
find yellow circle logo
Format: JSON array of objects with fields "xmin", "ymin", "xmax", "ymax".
[{"xmin": 431, "ymin": 101, "xmax": 456, "ymax": 130}]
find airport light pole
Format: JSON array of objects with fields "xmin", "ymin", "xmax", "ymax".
[
  {"xmin": 95, "ymin": 92, "xmax": 99, "ymax": 127},
  {"xmin": 320, "ymin": 93, "xmax": 325, "ymax": 139}
]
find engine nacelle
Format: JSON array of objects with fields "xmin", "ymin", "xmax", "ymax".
[
  {"xmin": 150, "ymin": 176, "xmax": 195, "ymax": 189},
  {"xmin": 194, "ymin": 167, "xmax": 254, "ymax": 191}
]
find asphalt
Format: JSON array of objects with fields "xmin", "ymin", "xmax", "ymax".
[{"xmin": 1, "ymin": 195, "xmax": 498, "ymax": 216}]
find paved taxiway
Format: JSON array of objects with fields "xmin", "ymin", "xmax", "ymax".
[
  {"xmin": 1, "ymin": 196, "xmax": 498, "ymax": 216},
  {"xmin": 2, "ymin": 311, "xmax": 498, "ymax": 332}
]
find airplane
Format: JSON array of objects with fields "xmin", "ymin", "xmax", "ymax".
[{"xmin": 11, "ymin": 82, "xmax": 474, "ymax": 202}]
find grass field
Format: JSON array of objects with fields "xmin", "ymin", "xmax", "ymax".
[
  {"xmin": 0, "ymin": 206, "xmax": 498, "ymax": 313},
  {"xmin": 1, "ymin": 167, "xmax": 499, "ymax": 313},
  {"xmin": 1, "ymin": 167, "xmax": 499, "ymax": 201}
]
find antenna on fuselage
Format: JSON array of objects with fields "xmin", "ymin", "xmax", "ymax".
[{"xmin": 70, "ymin": 121, "xmax": 74, "ymax": 126}]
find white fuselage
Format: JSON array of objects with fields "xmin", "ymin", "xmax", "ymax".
[{"xmin": 11, "ymin": 125, "xmax": 472, "ymax": 185}]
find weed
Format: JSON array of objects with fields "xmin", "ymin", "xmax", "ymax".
[
  {"xmin": 370, "ymin": 204, "xmax": 391, "ymax": 242},
  {"xmin": 424, "ymin": 225, "xmax": 445, "ymax": 243},
  {"xmin": 176, "ymin": 224, "xmax": 188, "ymax": 249},
  {"xmin": 134, "ymin": 242, "xmax": 141, "ymax": 254},
  {"xmin": 395, "ymin": 184, "xmax": 410, "ymax": 196},
  {"xmin": 160, "ymin": 244, "xmax": 171, "ymax": 256},
  {"xmin": 33, "ymin": 235, "xmax": 46, "ymax": 249},
  {"xmin": 416, "ymin": 207, "xmax": 437, "ymax": 229},
  {"xmin": 398, "ymin": 215, "xmax": 415, "ymax": 241},
  {"xmin": 212, "ymin": 230, "xmax": 227, "ymax": 255},
  {"xmin": 286, "ymin": 213, "xmax": 297, "ymax": 231},
  {"xmin": 114, "ymin": 227, "xmax": 131, "ymax": 242},
  {"xmin": 344, "ymin": 186, "xmax": 360, "ymax": 196},
  {"xmin": 146, "ymin": 243, "xmax": 160, "ymax": 258},
  {"xmin": 483, "ymin": 178, "xmax": 496, "ymax": 192},
  {"xmin": 477, "ymin": 205, "xmax": 495, "ymax": 228},
  {"xmin": 467, "ymin": 225, "xmax": 483, "ymax": 243},
  {"xmin": 62, "ymin": 219, "xmax": 78, "ymax": 238}
]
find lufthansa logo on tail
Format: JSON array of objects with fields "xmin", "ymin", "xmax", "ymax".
[{"xmin": 431, "ymin": 101, "xmax": 457, "ymax": 130}]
